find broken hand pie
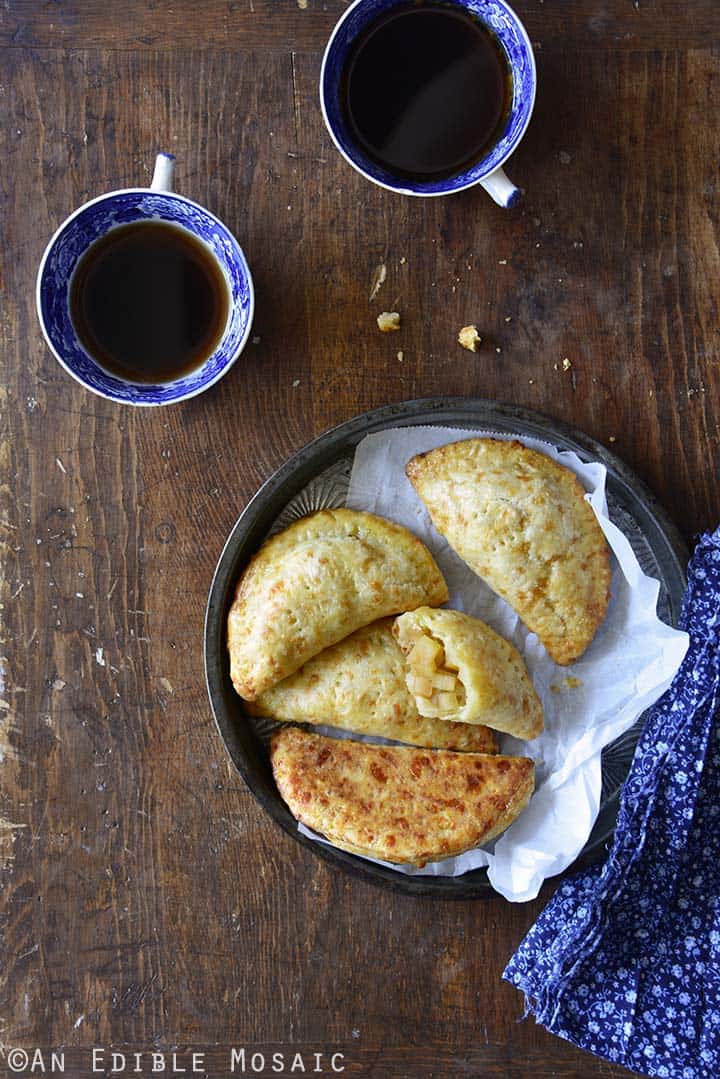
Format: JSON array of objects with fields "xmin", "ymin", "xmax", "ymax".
[
  {"xmin": 406, "ymin": 438, "xmax": 611, "ymax": 665},
  {"xmin": 271, "ymin": 727, "xmax": 534, "ymax": 866},
  {"xmin": 393, "ymin": 607, "xmax": 544, "ymax": 740},
  {"xmin": 248, "ymin": 618, "xmax": 498, "ymax": 753},
  {"xmin": 227, "ymin": 509, "xmax": 448, "ymax": 700}
]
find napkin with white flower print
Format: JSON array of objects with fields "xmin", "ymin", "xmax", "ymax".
[{"xmin": 504, "ymin": 526, "xmax": 720, "ymax": 1079}]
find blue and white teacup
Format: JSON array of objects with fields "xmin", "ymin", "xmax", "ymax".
[
  {"xmin": 36, "ymin": 154, "xmax": 254, "ymax": 406},
  {"xmin": 320, "ymin": 0, "xmax": 536, "ymax": 205}
]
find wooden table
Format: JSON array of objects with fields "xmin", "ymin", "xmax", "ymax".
[{"xmin": 2, "ymin": 2, "xmax": 719, "ymax": 1076}]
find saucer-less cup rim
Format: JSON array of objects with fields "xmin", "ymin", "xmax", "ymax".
[
  {"xmin": 319, "ymin": 0, "xmax": 537, "ymax": 201},
  {"xmin": 36, "ymin": 172, "xmax": 255, "ymax": 407}
]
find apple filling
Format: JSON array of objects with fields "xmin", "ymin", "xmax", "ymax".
[{"xmin": 403, "ymin": 631, "xmax": 466, "ymax": 718}]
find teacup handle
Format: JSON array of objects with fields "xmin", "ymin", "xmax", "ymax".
[
  {"xmin": 480, "ymin": 165, "xmax": 521, "ymax": 208},
  {"xmin": 151, "ymin": 152, "xmax": 176, "ymax": 192}
]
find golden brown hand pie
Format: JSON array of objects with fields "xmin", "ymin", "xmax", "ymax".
[
  {"xmin": 249, "ymin": 619, "xmax": 497, "ymax": 753},
  {"xmin": 393, "ymin": 607, "xmax": 544, "ymax": 740},
  {"xmin": 228, "ymin": 509, "xmax": 448, "ymax": 700},
  {"xmin": 271, "ymin": 727, "xmax": 534, "ymax": 865},
  {"xmin": 406, "ymin": 438, "xmax": 611, "ymax": 665}
]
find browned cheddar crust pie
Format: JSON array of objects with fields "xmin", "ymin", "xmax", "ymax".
[
  {"xmin": 406, "ymin": 438, "xmax": 611, "ymax": 666},
  {"xmin": 227, "ymin": 509, "xmax": 448, "ymax": 700},
  {"xmin": 248, "ymin": 619, "xmax": 497, "ymax": 753},
  {"xmin": 271, "ymin": 727, "xmax": 534, "ymax": 866}
]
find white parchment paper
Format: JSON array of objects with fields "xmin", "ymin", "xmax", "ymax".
[{"xmin": 299, "ymin": 427, "xmax": 689, "ymax": 902}]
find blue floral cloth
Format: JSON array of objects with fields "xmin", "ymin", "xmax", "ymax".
[{"xmin": 504, "ymin": 527, "xmax": 720, "ymax": 1079}]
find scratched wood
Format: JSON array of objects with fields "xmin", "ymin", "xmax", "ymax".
[
  {"xmin": 2, "ymin": 0, "xmax": 720, "ymax": 51},
  {"xmin": 0, "ymin": 2, "xmax": 718, "ymax": 1076}
]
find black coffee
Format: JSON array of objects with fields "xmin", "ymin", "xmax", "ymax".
[
  {"xmin": 70, "ymin": 221, "xmax": 229, "ymax": 383},
  {"xmin": 341, "ymin": 3, "xmax": 512, "ymax": 182}
]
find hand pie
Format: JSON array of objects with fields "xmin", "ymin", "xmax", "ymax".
[
  {"xmin": 406, "ymin": 438, "xmax": 611, "ymax": 665},
  {"xmin": 393, "ymin": 607, "xmax": 544, "ymax": 740},
  {"xmin": 228, "ymin": 509, "xmax": 448, "ymax": 700},
  {"xmin": 271, "ymin": 727, "xmax": 534, "ymax": 866},
  {"xmin": 248, "ymin": 619, "xmax": 497, "ymax": 753}
]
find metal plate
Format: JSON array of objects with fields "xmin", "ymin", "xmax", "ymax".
[{"xmin": 204, "ymin": 399, "xmax": 688, "ymax": 899}]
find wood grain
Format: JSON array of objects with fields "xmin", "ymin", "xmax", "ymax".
[
  {"xmin": 2, "ymin": 0, "xmax": 720, "ymax": 52},
  {"xmin": 1, "ymin": 3, "xmax": 717, "ymax": 1077}
]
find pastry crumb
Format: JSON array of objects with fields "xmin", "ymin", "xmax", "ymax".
[
  {"xmin": 562, "ymin": 357, "xmax": 572, "ymax": 372},
  {"xmin": 563, "ymin": 676, "xmax": 582, "ymax": 689},
  {"xmin": 458, "ymin": 325, "xmax": 482, "ymax": 352},
  {"xmin": 377, "ymin": 311, "xmax": 401, "ymax": 332},
  {"xmin": 609, "ymin": 435, "xmax": 616, "ymax": 443},
  {"xmin": 397, "ymin": 350, "xmax": 404, "ymax": 362},
  {"xmin": 498, "ymin": 259, "xmax": 508, "ymax": 265}
]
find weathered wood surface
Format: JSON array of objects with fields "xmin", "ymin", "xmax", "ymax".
[
  {"xmin": 3, "ymin": 0, "xmax": 720, "ymax": 51},
  {"xmin": 1, "ymin": 2, "xmax": 718, "ymax": 1076}
]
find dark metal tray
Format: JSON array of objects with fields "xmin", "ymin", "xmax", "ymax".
[{"xmin": 204, "ymin": 399, "xmax": 688, "ymax": 899}]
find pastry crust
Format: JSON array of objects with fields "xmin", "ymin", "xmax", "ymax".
[
  {"xmin": 406, "ymin": 439, "xmax": 611, "ymax": 665},
  {"xmin": 393, "ymin": 607, "xmax": 544, "ymax": 740},
  {"xmin": 228, "ymin": 509, "xmax": 448, "ymax": 700},
  {"xmin": 271, "ymin": 727, "xmax": 534, "ymax": 865},
  {"xmin": 249, "ymin": 619, "xmax": 497, "ymax": 753}
]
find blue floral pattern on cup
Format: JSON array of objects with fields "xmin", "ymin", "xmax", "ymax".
[
  {"xmin": 37, "ymin": 191, "xmax": 254, "ymax": 405},
  {"xmin": 321, "ymin": 0, "xmax": 536, "ymax": 197}
]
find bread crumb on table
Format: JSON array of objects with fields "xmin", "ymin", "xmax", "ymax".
[
  {"xmin": 377, "ymin": 311, "xmax": 401, "ymax": 332},
  {"xmin": 458, "ymin": 325, "xmax": 482, "ymax": 352},
  {"xmin": 562, "ymin": 357, "xmax": 572, "ymax": 371}
]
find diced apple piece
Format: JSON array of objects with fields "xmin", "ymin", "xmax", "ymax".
[
  {"xmin": 431, "ymin": 671, "xmax": 457, "ymax": 692},
  {"xmin": 407, "ymin": 634, "xmax": 444, "ymax": 670},
  {"xmin": 407, "ymin": 673, "xmax": 434, "ymax": 699},
  {"xmin": 434, "ymin": 691, "xmax": 459, "ymax": 712},
  {"xmin": 401, "ymin": 623, "xmax": 424, "ymax": 647}
]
